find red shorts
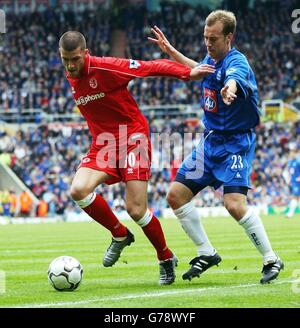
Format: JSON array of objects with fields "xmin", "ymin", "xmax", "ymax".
[{"xmin": 78, "ymin": 140, "xmax": 151, "ymax": 185}]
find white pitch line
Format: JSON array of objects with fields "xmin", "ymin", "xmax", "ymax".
[
  {"xmin": 291, "ymin": 302, "xmax": 300, "ymax": 307},
  {"xmin": 15, "ymin": 279, "xmax": 293, "ymax": 308}
]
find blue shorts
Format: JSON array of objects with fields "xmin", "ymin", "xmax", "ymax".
[
  {"xmin": 176, "ymin": 130, "xmax": 256, "ymax": 194},
  {"xmin": 291, "ymin": 184, "xmax": 300, "ymax": 197}
]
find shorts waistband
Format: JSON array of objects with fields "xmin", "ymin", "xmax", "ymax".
[{"xmin": 208, "ymin": 129, "xmax": 252, "ymax": 135}]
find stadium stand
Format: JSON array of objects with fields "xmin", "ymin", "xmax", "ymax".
[
  {"xmin": 0, "ymin": 119, "xmax": 299, "ymax": 217},
  {"xmin": 1, "ymin": 0, "xmax": 299, "ymax": 115}
]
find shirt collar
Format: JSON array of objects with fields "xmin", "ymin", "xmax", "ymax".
[{"xmin": 209, "ymin": 47, "xmax": 236, "ymax": 66}]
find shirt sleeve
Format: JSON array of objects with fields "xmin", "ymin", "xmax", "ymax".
[
  {"xmin": 99, "ymin": 57, "xmax": 191, "ymax": 81},
  {"xmin": 224, "ymin": 54, "xmax": 254, "ymax": 98}
]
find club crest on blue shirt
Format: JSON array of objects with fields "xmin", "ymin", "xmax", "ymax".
[{"xmin": 204, "ymin": 88, "xmax": 218, "ymax": 112}]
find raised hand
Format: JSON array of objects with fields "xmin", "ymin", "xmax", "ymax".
[{"xmin": 148, "ymin": 26, "xmax": 174, "ymax": 54}]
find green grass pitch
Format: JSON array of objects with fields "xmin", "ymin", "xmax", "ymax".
[{"xmin": 0, "ymin": 215, "xmax": 299, "ymax": 308}]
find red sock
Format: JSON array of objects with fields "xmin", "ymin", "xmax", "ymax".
[
  {"xmin": 83, "ymin": 194, "xmax": 128, "ymax": 238},
  {"xmin": 142, "ymin": 215, "xmax": 173, "ymax": 261}
]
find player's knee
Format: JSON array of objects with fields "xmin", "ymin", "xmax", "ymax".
[
  {"xmin": 224, "ymin": 200, "xmax": 244, "ymax": 219},
  {"xmin": 166, "ymin": 190, "xmax": 181, "ymax": 209},
  {"xmin": 127, "ymin": 204, "xmax": 147, "ymax": 221},
  {"xmin": 70, "ymin": 184, "xmax": 91, "ymax": 201}
]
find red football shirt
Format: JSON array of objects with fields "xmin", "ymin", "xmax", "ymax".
[{"xmin": 66, "ymin": 52, "xmax": 191, "ymax": 147}]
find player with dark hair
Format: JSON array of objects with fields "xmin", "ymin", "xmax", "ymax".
[
  {"xmin": 149, "ymin": 10, "xmax": 284, "ymax": 284},
  {"xmin": 59, "ymin": 31, "xmax": 209, "ymax": 285}
]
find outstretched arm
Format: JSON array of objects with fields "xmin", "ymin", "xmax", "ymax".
[
  {"xmin": 98, "ymin": 57, "xmax": 215, "ymax": 83},
  {"xmin": 99, "ymin": 56, "xmax": 192, "ymax": 81},
  {"xmin": 148, "ymin": 26, "xmax": 199, "ymax": 68}
]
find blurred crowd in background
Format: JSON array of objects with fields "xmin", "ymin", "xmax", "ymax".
[
  {"xmin": 0, "ymin": 0, "xmax": 299, "ymax": 218},
  {"xmin": 0, "ymin": 0, "xmax": 299, "ymax": 113},
  {"xmin": 1, "ymin": 119, "xmax": 299, "ymax": 217}
]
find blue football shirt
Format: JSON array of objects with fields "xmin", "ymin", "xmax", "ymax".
[
  {"xmin": 289, "ymin": 158, "xmax": 300, "ymax": 185},
  {"xmin": 199, "ymin": 48, "xmax": 260, "ymax": 131}
]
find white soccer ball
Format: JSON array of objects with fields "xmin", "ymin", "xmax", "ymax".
[{"xmin": 48, "ymin": 256, "xmax": 83, "ymax": 291}]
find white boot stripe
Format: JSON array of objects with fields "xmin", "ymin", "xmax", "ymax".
[
  {"xmin": 193, "ymin": 264, "xmax": 203, "ymax": 270},
  {"xmin": 199, "ymin": 260, "xmax": 208, "ymax": 264}
]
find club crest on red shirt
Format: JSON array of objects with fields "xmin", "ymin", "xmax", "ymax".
[{"xmin": 89, "ymin": 77, "xmax": 98, "ymax": 89}]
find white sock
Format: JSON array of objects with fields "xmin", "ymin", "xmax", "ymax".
[
  {"xmin": 239, "ymin": 209, "xmax": 277, "ymax": 264},
  {"xmin": 287, "ymin": 199, "xmax": 298, "ymax": 217},
  {"xmin": 113, "ymin": 236, "xmax": 127, "ymax": 241},
  {"xmin": 136, "ymin": 209, "xmax": 153, "ymax": 227},
  {"xmin": 173, "ymin": 202, "xmax": 215, "ymax": 256},
  {"xmin": 74, "ymin": 192, "xmax": 96, "ymax": 208}
]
